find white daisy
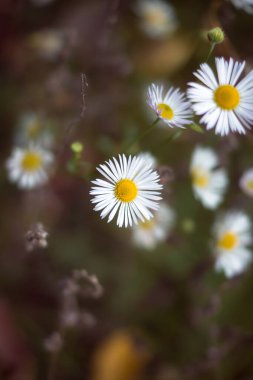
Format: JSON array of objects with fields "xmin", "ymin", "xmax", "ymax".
[
  {"xmin": 190, "ymin": 146, "xmax": 228, "ymax": 209},
  {"xmin": 6, "ymin": 144, "xmax": 54, "ymax": 189},
  {"xmin": 135, "ymin": 0, "xmax": 178, "ymax": 38},
  {"xmin": 213, "ymin": 211, "xmax": 252, "ymax": 278},
  {"xmin": 230, "ymin": 0, "xmax": 253, "ymax": 14},
  {"xmin": 90, "ymin": 154, "xmax": 162, "ymax": 228},
  {"xmin": 240, "ymin": 168, "xmax": 253, "ymax": 197},
  {"xmin": 147, "ymin": 84, "xmax": 193, "ymax": 128},
  {"xmin": 132, "ymin": 202, "xmax": 174, "ymax": 249},
  {"xmin": 187, "ymin": 57, "xmax": 253, "ymax": 136}
]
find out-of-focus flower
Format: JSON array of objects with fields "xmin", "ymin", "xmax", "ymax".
[
  {"xmin": 230, "ymin": 0, "xmax": 253, "ymax": 13},
  {"xmin": 213, "ymin": 211, "xmax": 252, "ymax": 278},
  {"xmin": 15, "ymin": 112, "xmax": 54, "ymax": 148},
  {"xmin": 132, "ymin": 202, "xmax": 174, "ymax": 249},
  {"xmin": 187, "ymin": 57, "xmax": 253, "ymax": 136},
  {"xmin": 91, "ymin": 330, "xmax": 150, "ymax": 380},
  {"xmin": 135, "ymin": 0, "xmax": 178, "ymax": 38},
  {"xmin": 190, "ymin": 146, "xmax": 228, "ymax": 209},
  {"xmin": 240, "ymin": 168, "xmax": 253, "ymax": 197},
  {"xmin": 25, "ymin": 223, "xmax": 48, "ymax": 251},
  {"xmin": 28, "ymin": 29, "xmax": 71, "ymax": 61},
  {"xmin": 6, "ymin": 144, "xmax": 54, "ymax": 189},
  {"xmin": 147, "ymin": 84, "xmax": 192, "ymax": 128},
  {"xmin": 90, "ymin": 154, "xmax": 162, "ymax": 228}
]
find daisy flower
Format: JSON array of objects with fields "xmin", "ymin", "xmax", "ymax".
[
  {"xmin": 187, "ymin": 57, "xmax": 253, "ymax": 136},
  {"xmin": 240, "ymin": 168, "xmax": 253, "ymax": 197},
  {"xmin": 147, "ymin": 84, "xmax": 193, "ymax": 128},
  {"xmin": 90, "ymin": 154, "xmax": 162, "ymax": 228},
  {"xmin": 230, "ymin": 0, "xmax": 253, "ymax": 14},
  {"xmin": 6, "ymin": 144, "xmax": 53, "ymax": 189},
  {"xmin": 190, "ymin": 146, "xmax": 228, "ymax": 209},
  {"xmin": 135, "ymin": 0, "xmax": 178, "ymax": 38},
  {"xmin": 213, "ymin": 211, "xmax": 252, "ymax": 278},
  {"xmin": 132, "ymin": 202, "xmax": 174, "ymax": 249}
]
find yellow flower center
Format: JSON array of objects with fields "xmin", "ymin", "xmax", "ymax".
[
  {"xmin": 115, "ymin": 179, "xmax": 138, "ymax": 203},
  {"xmin": 157, "ymin": 103, "xmax": 174, "ymax": 121},
  {"xmin": 145, "ymin": 9, "xmax": 167, "ymax": 27},
  {"xmin": 214, "ymin": 85, "xmax": 240, "ymax": 110},
  {"xmin": 246, "ymin": 179, "xmax": 253, "ymax": 191},
  {"xmin": 21, "ymin": 151, "xmax": 42, "ymax": 172},
  {"xmin": 218, "ymin": 231, "xmax": 238, "ymax": 250},
  {"xmin": 191, "ymin": 168, "xmax": 209, "ymax": 188}
]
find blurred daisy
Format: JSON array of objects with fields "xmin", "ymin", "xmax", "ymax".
[
  {"xmin": 190, "ymin": 146, "xmax": 228, "ymax": 209},
  {"xmin": 132, "ymin": 202, "xmax": 174, "ymax": 249},
  {"xmin": 230, "ymin": 0, "xmax": 253, "ymax": 14},
  {"xmin": 240, "ymin": 168, "xmax": 253, "ymax": 197},
  {"xmin": 213, "ymin": 211, "xmax": 252, "ymax": 278},
  {"xmin": 187, "ymin": 57, "xmax": 253, "ymax": 136},
  {"xmin": 6, "ymin": 144, "xmax": 53, "ymax": 189},
  {"xmin": 135, "ymin": 0, "xmax": 178, "ymax": 38},
  {"xmin": 147, "ymin": 84, "xmax": 193, "ymax": 128},
  {"xmin": 15, "ymin": 112, "xmax": 54, "ymax": 148},
  {"xmin": 90, "ymin": 154, "xmax": 162, "ymax": 228}
]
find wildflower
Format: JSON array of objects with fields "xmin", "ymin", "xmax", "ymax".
[
  {"xmin": 190, "ymin": 146, "xmax": 228, "ymax": 209},
  {"xmin": 187, "ymin": 57, "xmax": 253, "ymax": 136},
  {"xmin": 147, "ymin": 84, "xmax": 192, "ymax": 128},
  {"xmin": 213, "ymin": 211, "xmax": 252, "ymax": 278},
  {"xmin": 230, "ymin": 0, "xmax": 253, "ymax": 14},
  {"xmin": 132, "ymin": 202, "xmax": 174, "ymax": 249},
  {"xmin": 240, "ymin": 168, "xmax": 253, "ymax": 197},
  {"xmin": 90, "ymin": 154, "xmax": 162, "ymax": 228},
  {"xmin": 135, "ymin": 0, "xmax": 178, "ymax": 38},
  {"xmin": 6, "ymin": 144, "xmax": 53, "ymax": 189}
]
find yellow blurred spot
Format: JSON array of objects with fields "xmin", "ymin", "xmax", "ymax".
[
  {"xmin": 191, "ymin": 168, "xmax": 209, "ymax": 188},
  {"xmin": 218, "ymin": 231, "xmax": 238, "ymax": 250},
  {"xmin": 21, "ymin": 152, "xmax": 42, "ymax": 172},
  {"xmin": 91, "ymin": 330, "xmax": 150, "ymax": 380}
]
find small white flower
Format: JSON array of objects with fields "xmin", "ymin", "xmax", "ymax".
[
  {"xmin": 190, "ymin": 146, "xmax": 228, "ymax": 209},
  {"xmin": 135, "ymin": 0, "xmax": 178, "ymax": 38},
  {"xmin": 187, "ymin": 57, "xmax": 253, "ymax": 136},
  {"xmin": 240, "ymin": 168, "xmax": 253, "ymax": 197},
  {"xmin": 213, "ymin": 211, "xmax": 252, "ymax": 278},
  {"xmin": 147, "ymin": 84, "xmax": 193, "ymax": 128},
  {"xmin": 29, "ymin": 29, "xmax": 66, "ymax": 61},
  {"xmin": 6, "ymin": 145, "xmax": 53, "ymax": 189},
  {"xmin": 90, "ymin": 154, "xmax": 162, "ymax": 228},
  {"xmin": 132, "ymin": 202, "xmax": 174, "ymax": 249},
  {"xmin": 230, "ymin": 0, "xmax": 253, "ymax": 13}
]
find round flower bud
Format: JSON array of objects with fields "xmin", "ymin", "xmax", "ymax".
[
  {"xmin": 207, "ymin": 27, "xmax": 225, "ymax": 44},
  {"xmin": 71, "ymin": 141, "xmax": 83, "ymax": 154}
]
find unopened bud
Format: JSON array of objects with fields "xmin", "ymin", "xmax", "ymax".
[
  {"xmin": 71, "ymin": 141, "xmax": 83, "ymax": 154},
  {"xmin": 207, "ymin": 27, "xmax": 224, "ymax": 44}
]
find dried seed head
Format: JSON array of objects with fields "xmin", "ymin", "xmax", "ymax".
[
  {"xmin": 25, "ymin": 223, "xmax": 48, "ymax": 251},
  {"xmin": 44, "ymin": 332, "xmax": 63, "ymax": 353}
]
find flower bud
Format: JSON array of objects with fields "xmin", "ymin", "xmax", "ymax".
[
  {"xmin": 71, "ymin": 141, "xmax": 83, "ymax": 154},
  {"xmin": 207, "ymin": 27, "xmax": 225, "ymax": 44}
]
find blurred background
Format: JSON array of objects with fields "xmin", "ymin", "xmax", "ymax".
[{"xmin": 1, "ymin": 0, "xmax": 253, "ymax": 379}]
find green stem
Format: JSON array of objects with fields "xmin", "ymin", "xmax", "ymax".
[
  {"xmin": 206, "ymin": 43, "xmax": 215, "ymax": 62},
  {"xmin": 123, "ymin": 118, "xmax": 160, "ymax": 154}
]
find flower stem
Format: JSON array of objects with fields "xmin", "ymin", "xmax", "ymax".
[
  {"xmin": 123, "ymin": 118, "xmax": 160, "ymax": 154},
  {"xmin": 206, "ymin": 43, "xmax": 215, "ymax": 62}
]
